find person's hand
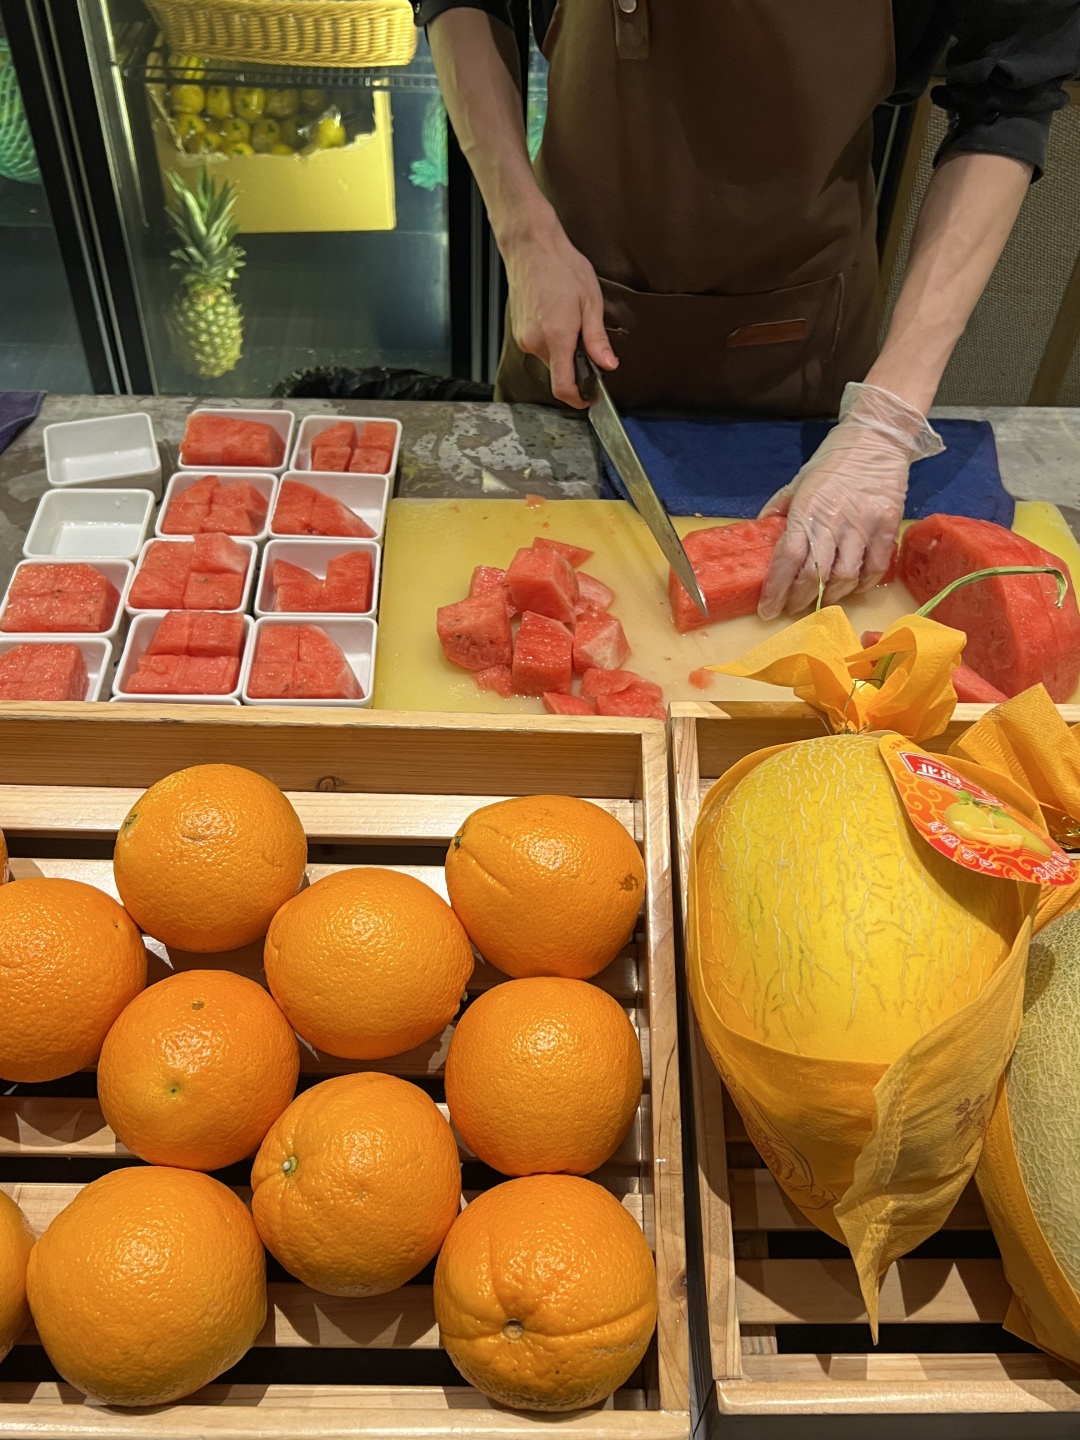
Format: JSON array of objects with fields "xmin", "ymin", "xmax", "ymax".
[
  {"xmin": 504, "ymin": 219, "xmax": 618, "ymax": 407},
  {"xmin": 757, "ymin": 382, "xmax": 945, "ymax": 620}
]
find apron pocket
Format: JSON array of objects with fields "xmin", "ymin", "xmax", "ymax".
[{"xmin": 599, "ymin": 272, "xmax": 848, "ymax": 416}]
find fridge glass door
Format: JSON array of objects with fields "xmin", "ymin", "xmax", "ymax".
[
  {"xmin": 0, "ymin": 22, "xmax": 94, "ymax": 391},
  {"xmin": 78, "ymin": 0, "xmax": 451, "ymax": 396}
]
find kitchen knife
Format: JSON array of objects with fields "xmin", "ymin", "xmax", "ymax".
[{"xmin": 574, "ymin": 348, "xmax": 708, "ymax": 616}]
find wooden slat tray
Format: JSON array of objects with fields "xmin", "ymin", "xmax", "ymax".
[
  {"xmin": 0, "ymin": 704, "xmax": 688, "ymax": 1440},
  {"xmin": 669, "ymin": 700, "xmax": 1080, "ymax": 1431}
]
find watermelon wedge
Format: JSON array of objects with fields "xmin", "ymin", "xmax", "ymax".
[
  {"xmin": 543, "ymin": 692, "xmax": 596, "ymax": 715},
  {"xmin": 272, "ymin": 481, "xmax": 316, "ymax": 533},
  {"xmin": 532, "ymin": 537, "xmax": 593, "ymax": 567},
  {"xmin": 311, "ymin": 492, "xmax": 374, "ymax": 538},
  {"xmin": 247, "ymin": 624, "xmax": 361, "ymax": 701},
  {"xmin": 511, "ymin": 612, "xmax": 573, "ymax": 695},
  {"xmin": 669, "ymin": 517, "xmax": 787, "ymax": 633},
  {"xmin": 437, "ymin": 593, "xmax": 513, "ymax": 671},
  {"xmin": 572, "ymin": 613, "xmax": 630, "ymax": 674},
  {"xmin": 506, "ymin": 547, "xmax": 579, "ymax": 626}
]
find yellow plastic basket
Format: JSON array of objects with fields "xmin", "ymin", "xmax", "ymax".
[{"xmin": 145, "ymin": 0, "xmax": 417, "ymax": 69}]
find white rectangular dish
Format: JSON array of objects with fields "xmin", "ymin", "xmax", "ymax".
[
  {"xmin": 43, "ymin": 413, "xmax": 162, "ymax": 496},
  {"xmin": 24, "ymin": 489, "xmax": 156, "ymax": 561},
  {"xmin": 112, "ymin": 611, "xmax": 252, "ymax": 704},
  {"xmin": 126, "ymin": 537, "xmax": 257, "ymax": 618},
  {"xmin": 241, "ymin": 615, "xmax": 376, "ymax": 709},
  {"xmin": 270, "ymin": 471, "xmax": 390, "ymax": 543},
  {"xmin": 178, "ymin": 408, "xmax": 296, "ymax": 476},
  {"xmin": 156, "ymin": 471, "xmax": 278, "ymax": 545},
  {"xmin": 254, "ymin": 538, "xmax": 381, "ymax": 620},
  {"xmin": 0, "ymin": 635, "xmax": 113, "ymax": 701},
  {"xmin": 291, "ymin": 414, "xmax": 402, "ymax": 478},
  {"xmin": 0, "ymin": 557, "xmax": 133, "ymax": 644}
]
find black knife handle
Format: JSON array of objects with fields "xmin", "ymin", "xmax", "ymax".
[{"xmin": 574, "ymin": 343, "xmax": 599, "ymax": 405}]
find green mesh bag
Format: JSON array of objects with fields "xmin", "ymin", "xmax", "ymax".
[{"xmin": 0, "ymin": 39, "xmax": 41, "ymax": 185}]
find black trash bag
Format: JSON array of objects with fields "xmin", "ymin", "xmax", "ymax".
[{"xmin": 273, "ymin": 366, "xmax": 495, "ymax": 402}]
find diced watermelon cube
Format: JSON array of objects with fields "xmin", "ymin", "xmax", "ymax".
[
  {"xmin": 218, "ymin": 481, "xmax": 268, "ymax": 518},
  {"xmin": 180, "ymin": 655, "xmax": 240, "ymax": 694},
  {"xmin": 358, "ymin": 420, "xmax": 397, "ymax": 452},
  {"xmin": 322, "ymin": 552, "xmax": 373, "ymax": 613},
  {"xmin": 192, "ymin": 534, "xmax": 249, "ymax": 575},
  {"xmin": 294, "ymin": 625, "xmax": 362, "ymax": 700},
  {"xmin": 511, "ymin": 611, "xmax": 574, "ymax": 696},
  {"xmin": 312, "ymin": 422, "xmax": 357, "ymax": 453},
  {"xmin": 311, "ymin": 492, "xmax": 374, "ymax": 538},
  {"xmin": 506, "ymin": 547, "xmax": 579, "ymax": 626},
  {"xmin": 2, "ymin": 564, "xmax": 120, "ymax": 633},
  {"xmin": 141, "ymin": 541, "xmax": 191, "ymax": 573},
  {"xmin": 220, "ymin": 420, "xmax": 285, "ymax": 469},
  {"xmin": 161, "ymin": 500, "xmax": 211, "ymax": 535},
  {"xmin": 348, "ymin": 447, "xmax": 389, "ymax": 475},
  {"xmin": 469, "ymin": 566, "xmax": 517, "ymax": 618},
  {"xmin": 257, "ymin": 626, "xmax": 301, "ymax": 663},
  {"xmin": 179, "ymin": 414, "xmax": 232, "ymax": 466},
  {"xmin": 436, "ymin": 593, "xmax": 513, "ymax": 672},
  {"xmin": 575, "ymin": 573, "xmax": 614, "ymax": 614},
  {"xmin": 475, "ymin": 665, "xmax": 513, "ymax": 697},
  {"xmin": 1, "ymin": 643, "xmax": 89, "ymax": 700},
  {"xmin": 247, "ymin": 661, "xmax": 296, "ymax": 699},
  {"xmin": 273, "ymin": 481, "xmax": 317, "ymax": 533},
  {"xmin": 580, "ymin": 668, "xmax": 647, "ymax": 699},
  {"xmin": 128, "ymin": 569, "xmax": 188, "ymax": 611},
  {"xmin": 595, "ymin": 684, "xmax": 667, "ymax": 721},
  {"xmin": 183, "ymin": 476, "xmax": 219, "ymax": 504},
  {"xmin": 125, "ymin": 654, "xmax": 187, "ymax": 694},
  {"xmin": 311, "ymin": 447, "xmax": 353, "ymax": 474},
  {"xmin": 532, "ymin": 537, "xmax": 593, "ymax": 568},
  {"xmin": 190, "ymin": 612, "xmax": 245, "ymax": 658},
  {"xmin": 670, "ymin": 517, "xmax": 787, "ymax": 634},
  {"xmin": 0, "ymin": 644, "xmax": 33, "ymax": 693},
  {"xmin": 275, "ymin": 581, "xmax": 323, "ymax": 612},
  {"xmin": 147, "ymin": 611, "xmax": 194, "ymax": 655},
  {"xmin": 543, "ymin": 692, "xmax": 596, "ymax": 715},
  {"xmin": 183, "ymin": 571, "xmax": 244, "ymax": 610},
  {"xmin": 202, "ymin": 505, "xmax": 258, "ymax": 536},
  {"xmin": 573, "ymin": 613, "xmax": 630, "ymax": 674}
]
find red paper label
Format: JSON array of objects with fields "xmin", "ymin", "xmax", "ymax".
[{"xmin": 879, "ymin": 733, "xmax": 1075, "ymax": 887}]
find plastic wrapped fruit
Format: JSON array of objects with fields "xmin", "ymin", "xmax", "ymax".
[
  {"xmin": 300, "ymin": 88, "xmax": 327, "ymax": 112},
  {"xmin": 233, "ymin": 87, "xmax": 266, "ymax": 122},
  {"xmin": 168, "ymin": 54, "xmax": 206, "ymax": 80},
  {"xmin": 222, "ymin": 141, "xmax": 255, "ymax": 156},
  {"xmin": 310, "ymin": 113, "xmax": 346, "ymax": 149},
  {"xmin": 174, "ymin": 113, "xmax": 206, "ymax": 143},
  {"xmin": 168, "ymin": 84, "xmax": 205, "ymax": 114},
  {"xmin": 250, "ymin": 118, "xmax": 281, "ymax": 153},
  {"xmin": 278, "ymin": 117, "xmax": 307, "ymax": 148},
  {"xmin": 266, "ymin": 88, "xmax": 299, "ymax": 119},
  {"xmin": 183, "ymin": 131, "xmax": 222, "ymax": 155},
  {"xmin": 205, "ymin": 86, "xmax": 232, "ymax": 120},
  {"xmin": 216, "ymin": 116, "xmax": 251, "ymax": 145}
]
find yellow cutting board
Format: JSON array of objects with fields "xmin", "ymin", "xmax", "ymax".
[{"xmin": 373, "ymin": 498, "xmax": 1080, "ymax": 713}]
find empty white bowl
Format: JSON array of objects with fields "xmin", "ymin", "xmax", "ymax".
[
  {"xmin": 43, "ymin": 413, "xmax": 162, "ymax": 496},
  {"xmin": 178, "ymin": 408, "xmax": 296, "ymax": 476},
  {"xmin": 241, "ymin": 615, "xmax": 376, "ymax": 708},
  {"xmin": 127, "ymin": 537, "xmax": 257, "ymax": 618},
  {"xmin": 292, "ymin": 414, "xmax": 402, "ymax": 478},
  {"xmin": 0, "ymin": 557, "xmax": 133, "ymax": 643},
  {"xmin": 113, "ymin": 611, "xmax": 252, "ymax": 704},
  {"xmin": 270, "ymin": 471, "xmax": 390, "ymax": 543},
  {"xmin": 156, "ymin": 471, "xmax": 279, "ymax": 545},
  {"xmin": 0, "ymin": 635, "xmax": 113, "ymax": 702},
  {"xmin": 24, "ymin": 489, "xmax": 156, "ymax": 562},
  {"xmin": 255, "ymin": 539, "xmax": 381, "ymax": 620}
]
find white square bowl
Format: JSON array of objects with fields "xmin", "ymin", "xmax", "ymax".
[
  {"xmin": 241, "ymin": 615, "xmax": 376, "ymax": 709},
  {"xmin": 43, "ymin": 413, "xmax": 162, "ymax": 496},
  {"xmin": 127, "ymin": 538, "xmax": 257, "ymax": 618},
  {"xmin": 24, "ymin": 489, "xmax": 156, "ymax": 562},
  {"xmin": 112, "ymin": 611, "xmax": 252, "ymax": 704},
  {"xmin": 178, "ymin": 408, "xmax": 296, "ymax": 476},
  {"xmin": 156, "ymin": 471, "xmax": 279, "ymax": 545},
  {"xmin": 270, "ymin": 471, "xmax": 390, "ymax": 543},
  {"xmin": 291, "ymin": 414, "xmax": 402, "ymax": 478},
  {"xmin": 0, "ymin": 558, "xmax": 133, "ymax": 644},
  {"xmin": 255, "ymin": 539, "xmax": 382, "ymax": 620},
  {"xmin": 0, "ymin": 635, "xmax": 113, "ymax": 702}
]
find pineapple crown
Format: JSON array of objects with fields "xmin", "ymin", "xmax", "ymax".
[{"xmin": 166, "ymin": 167, "xmax": 245, "ymax": 291}]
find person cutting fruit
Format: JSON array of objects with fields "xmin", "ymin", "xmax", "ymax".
[{"xmin": 420, "ymin": 0, "xmax": 1080, "ymax": 616}]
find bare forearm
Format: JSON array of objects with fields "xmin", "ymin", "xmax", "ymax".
[
  {"xmin": 868, "ymin": 152, "xmax": 1032, "ymax": 413},
  {"xmin": 428, "ymin": 9, "xmax": 557, "ymax": 249}
]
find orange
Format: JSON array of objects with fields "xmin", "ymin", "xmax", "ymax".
[
  {"xmin": 0, "ymin": 1191, "xmax": 32, "ymax": 1362},
  {"xmin": 264, "ymin": 868, "xmax": 473, "ymax": 1059},
  {"xmin": 446, "ymin": 977, "xmax": 642, "ymax": 1176},
  {"xmin": 0, "ymin": 877, "xmax": 146, "ymax": 1083},
  {"xmin": 251, "ymin": 1072, "xmax": 461, "ymax": 1296},
  {"xmin": 445, "ymin": 795, "xmax": 644, "ymax": 979},
  {"xmin": 113, "ymin": 763, "xmax": 307, "ymax": 953},
  {"xmin": 27, "ymin": 1167, "xmax": 265, "ymax": 1406},
  {"xmin": 434, "ymin": 1174, "xmax": 657, "ymax": 1411},
  {"xmin": 98, "ymin": 969, "xmax": 300, "ymax": 1170}
]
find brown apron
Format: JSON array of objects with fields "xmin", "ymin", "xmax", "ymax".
[{"xmin": 495, "ymin": 0, "xmax": 895, "ymax": 415}]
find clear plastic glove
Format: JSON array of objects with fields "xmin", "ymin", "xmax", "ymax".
[{"xmin": 757, "ymin": 382, "xmax": 945, "ymax": 620}]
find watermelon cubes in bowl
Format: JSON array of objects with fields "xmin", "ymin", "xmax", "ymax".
[
  {"xmin": 242, "ymin": 617, "xmax": 375, "ymax": 708},
  {"xmin": 128, "ymin": 536, "xmax": 256, "ymax": 616},
  {"xmin": 157, "ymin": 472, "xmax": 276, "ymax": 541},
  {"xmin": 0, "ymin": 559, "xmax": 132, "ymax": 640},
  {"xmin": 256, "ymin": 540, "xmax": 380, "ymax": 617},
  {"xmin": 270, "ymin": 473, "xmax": 388, "ymax": 542},
  {"xmin": 0, "ymin": 636, "xmax": 112, "ymax": 701},
  {"xmin": 113, "ymin": 611, "xmax": 251, "ymax": 703},
  {"xmin": 179, "ymin": 408, "xmax": 294, "ymax": 474},
  {"xmin": 294, "ymin": 415, "xmax": 402, "ymax": 477}
]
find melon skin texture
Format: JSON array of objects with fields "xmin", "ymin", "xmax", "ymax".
[{"xmin": 695, "ymin": 733, "xmax": 1022, "ymax": 1066}]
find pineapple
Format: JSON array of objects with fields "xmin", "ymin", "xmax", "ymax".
[{"xmin": 166, "ymin": 168, "xmax": 245, "ymax": 379}]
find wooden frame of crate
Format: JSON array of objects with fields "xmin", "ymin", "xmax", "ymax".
[
  {"xmin": 670, "ymin": 699, "xmax": 1080, "ymax": 1433},
  {"xmin": 0, "ymin": 703, "xmax": 689, "ymax": 1440}
]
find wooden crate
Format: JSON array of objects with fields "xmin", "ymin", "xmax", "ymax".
[
  {"xmin": 670, "ymin": 700, "xmax": 1080, "ymax": 1434},
  {"xmin": 0, "ymin": 703, "xmax": 689, "ymax": 1440}
]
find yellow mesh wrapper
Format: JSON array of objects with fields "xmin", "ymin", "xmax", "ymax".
[{"xmin": 950, "ymin": 684, "xmax": 1080, "ymax": 931}]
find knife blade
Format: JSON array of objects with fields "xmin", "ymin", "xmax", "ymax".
[{"xmin": 575, "ymin": 348, "xmax": 708, "ymax": 616}]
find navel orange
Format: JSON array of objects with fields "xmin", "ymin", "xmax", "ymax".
[
  {"xmin": 113, "ymin": 763, "xmax": 307, "ymax": 952},
  {"xmin": 0, "ymin": 1191, "xmax": 32, "ymax": 1362},
  {"xmin": 445, "ymin": 795, "xmax": 644, "ymax": 979},
  {"xmin": 434, "ymin": 1174, "xmax": 657, "ymax": 1411},
  {"xmin": 27, "ymin": 1166, "xmax": 266, "ymax": 1406},
  {"xmin": 445, "ymin": 977, "xmax": 642, "ymax": 1175},
  {"xmin": 251, "ymin": 1072, "xmax": 461, "ymax": 1296},
  {"xmin": 0, "ymin": 877, "xmax": 146, "ymax": 1083},
  {"xmin": 98, "ymin": 969, "xmax": 300, "ymax": 1170},
  {"xmin": 264, "ymin": 868, "xmax": 473, "ymax": 1059}
]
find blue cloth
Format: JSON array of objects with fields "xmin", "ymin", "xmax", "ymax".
[
  {"xmin": 598, "ymin": 416, "xmax": 1014, "ymax": 528},
  {"xmin": 0, "ymin": 392, "xmax": 43, "ymax": 458}
]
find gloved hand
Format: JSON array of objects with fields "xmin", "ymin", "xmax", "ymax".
[{"xmin": 757, "ymin": 382, "xmax": 945, "ymax": 620}]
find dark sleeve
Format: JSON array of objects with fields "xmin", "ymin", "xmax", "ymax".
[
  {"xmin": 932, "ymin": 0, "xmax": 1080, "ymax": 178},
  {"xmin": 413, "ymin": 0, "xmax": 513, "ymax": 28}
]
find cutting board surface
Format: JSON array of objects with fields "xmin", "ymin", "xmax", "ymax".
[{"xmin": 374, "ymin": 498, "xmax": 1080, "ymax": 713}]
